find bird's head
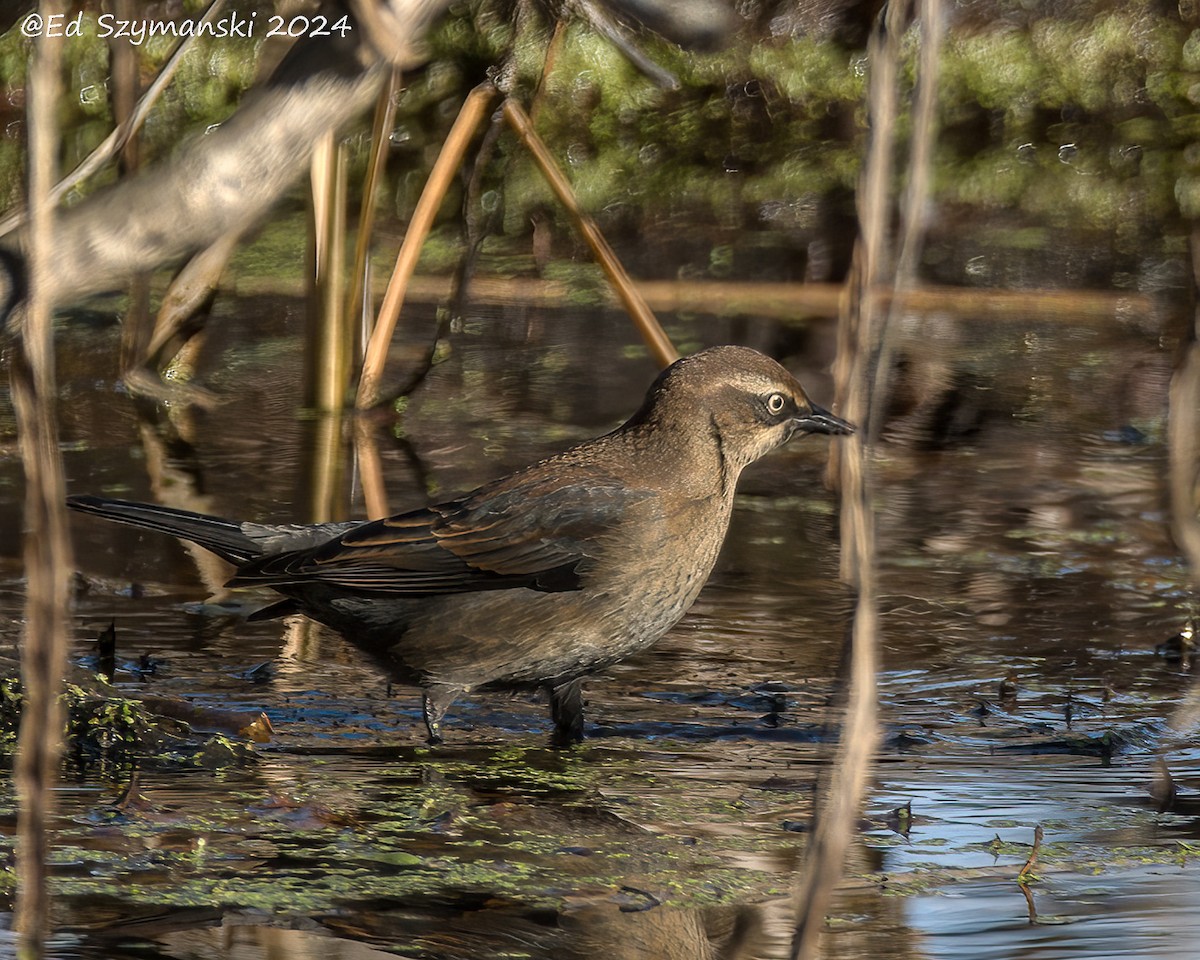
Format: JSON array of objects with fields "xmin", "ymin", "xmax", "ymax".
[{"xmin": 635, "ymin": 345, "xmax": 855, "ymax": 472}]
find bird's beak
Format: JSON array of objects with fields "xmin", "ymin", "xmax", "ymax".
[{"xmin": 792, "ymin": 402, "xmax": 856, "ymax": 436}]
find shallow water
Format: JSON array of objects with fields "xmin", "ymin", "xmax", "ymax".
[
  {"xmin": 3, "ymin": 1, "xmax": 1200, "ymax": 951},
  {"xmin": 1, "ymin": 276, "xmax": 1197, "ymax": 959}
]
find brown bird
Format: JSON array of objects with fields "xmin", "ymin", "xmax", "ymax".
[{"xmin": 69, "ymin": 346, "xmax": 854, "ymax": 744}]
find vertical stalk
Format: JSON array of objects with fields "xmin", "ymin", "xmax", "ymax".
[
  {"xmin": 12, "ymin": 2, "xmax": 73, "ymax": 954},
  {"xmin": 306, "ymin": 132, "xmax": 351, "ymax": 412},
  {"xmin": 356, "ymin": 81, "xmax": 496, "ymax": 410},
  {"xmin": 866, "ymin": 0, "xmax": 944, "ymax": 443},
  {"xmin": 304, "ymin": 133, "xmax": 351, "ymax": 521},
  {"xmin": 1170, "ymin": 233, "xmax": 1200, "ymax": 580},
  {"xmin": 110, "ymin": 0, "xmax": 152, "ymax": 377},
  {"xmin": 346, "ymin": 68, "xmax": 403, "ymax": 331},
  {"xmin": 793, "ymin": 1, "xmax": 930, "ymax": 955}
]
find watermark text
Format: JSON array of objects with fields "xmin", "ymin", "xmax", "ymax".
[{"xmin": 21, "ymin": 11, "xmax": 353, "ymax": 43}]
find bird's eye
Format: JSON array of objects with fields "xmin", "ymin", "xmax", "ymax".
[{"xmin": 766, "ymin": 393, "xmax": 786, "ymax": 415}]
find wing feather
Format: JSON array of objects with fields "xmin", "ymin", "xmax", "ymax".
[{"xmin": 228, "ymin": 472, "xmax": 649, "ymax": 597}]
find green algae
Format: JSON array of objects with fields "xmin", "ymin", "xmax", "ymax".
[{"xmin": 4, "ymin": 739, "xmax": 802, "ymax": 920}]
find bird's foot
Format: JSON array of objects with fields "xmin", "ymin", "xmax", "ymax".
[
  {"xmin": 422, "ymin": 684, "xmax": 464, "ymax": 745},
  {"xmin": 548, "ymin": 678, "xmax": 585, "ymax": 748},
  {"xmin": 550, "ymin": 726, "xmax": 584, "ymax": 749}
]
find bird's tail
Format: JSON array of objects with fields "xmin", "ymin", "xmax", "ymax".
[{"xmin": 67, "ymin": 495, "xmax": 262, "ymax": 566}]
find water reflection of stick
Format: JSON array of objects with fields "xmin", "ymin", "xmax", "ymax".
[
  {"xmin": 1018, "ymin": 881, "xmax": 1038, "ymax": 924},
  {"xmin": 354, "ymin": 414, "xmax": 392, "ymax": 521}
]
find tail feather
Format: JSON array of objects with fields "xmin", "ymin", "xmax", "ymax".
[{"xmin": 67, "ymin": 495, "xmax": 262, "ymax": 565}]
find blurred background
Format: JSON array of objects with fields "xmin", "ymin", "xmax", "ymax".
[{"xmin": 0, "ymin": 1, "xmax": 1198, "ymax": 958}]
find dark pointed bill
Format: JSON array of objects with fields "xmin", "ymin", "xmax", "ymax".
[{"xmin": 793, "ymin": 402, "xmax": 856, "ymax": 436}]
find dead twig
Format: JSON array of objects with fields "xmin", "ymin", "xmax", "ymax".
[
  {"xmin": 12, "ymin": 2, "xmax": 73, "ymax": 951},
  {"xmin": 356, "ymin": 81, "xmax": 497, "ymax": 410},
  {"xmin": 346, "ymin": 68, "xmax": 403, "ymax": 330},
  {"xmin": 0, "ymin": 0, "xmax": 231, "ymax": 238},
  {"xmin": 1017, "ymin": 824, "xmax": 1044, "ymax": 883},
  {"xmin": 570, "ymin": 0, "xmax": 680, "ymax": 90},
  {"xmin": 306, "ymin": 132, "xmax": 351, "ymax": 412},
  {"xmin": 502, "ymin": 96, "xmax": 678, "ymax": 369},
  {"xmin": 1169, "ymin": 235, "xmax": 1200, "ymax": 575},
  {"xmin": 791, "ymin": 3, "xmax": 917, "ymax": 956}
]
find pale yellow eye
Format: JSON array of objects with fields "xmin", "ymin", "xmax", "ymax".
[{"xmin": 766, "ymin": 393, "xmax": 785, "ymax": 415}]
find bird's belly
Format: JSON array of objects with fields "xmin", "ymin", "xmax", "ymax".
[
  {"xmin": 302, "ymin": 552, "xmax": 717, "ymax": 690},
  {"xmin": 290, "ymin": 493, "xmax": 730, "ymax": 691}
]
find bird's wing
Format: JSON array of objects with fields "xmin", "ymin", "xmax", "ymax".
[{"xmin": 227, "ymin": 473, "xmax": 648, "ymax": 596}]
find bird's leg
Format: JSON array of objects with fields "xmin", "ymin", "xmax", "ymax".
[
  {"xmin": 547, "ymin": 678, "xmax": 585, "ymax": 747},
  {"xmin": 421, "ymin": 683, "xmax": 463, "ymax": 744}
]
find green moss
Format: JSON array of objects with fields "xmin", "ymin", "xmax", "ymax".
[
  {"xmin": 64, "ymin": 681, "xmax": 150, "ymax": 753},
  {"xmin": 0, "ymin": 676, "xmax": 256, "ymax": 773}
]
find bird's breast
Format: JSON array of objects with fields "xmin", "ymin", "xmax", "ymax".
[{"xmin": 583, "ymin": 490, "xmax": 734, "ymax": 625}]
